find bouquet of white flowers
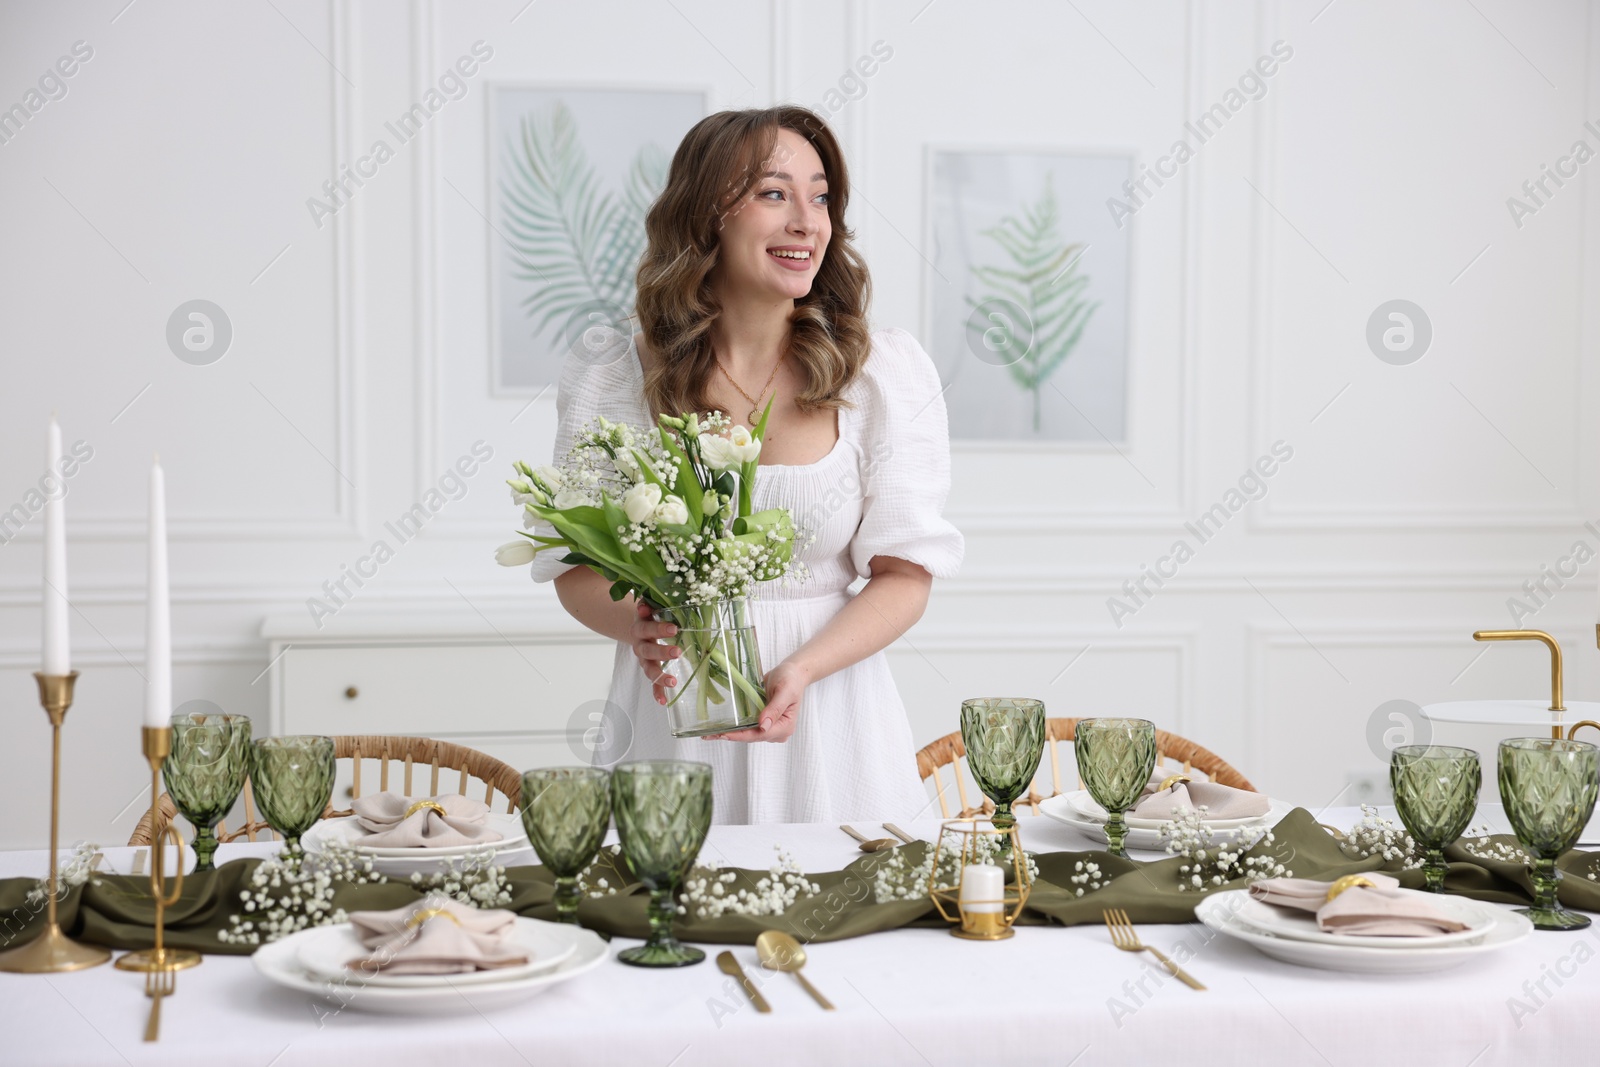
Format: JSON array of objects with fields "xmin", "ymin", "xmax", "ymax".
[{"xmin": 497, "ymin": 402, "xmax": 799, "ymax": 734}]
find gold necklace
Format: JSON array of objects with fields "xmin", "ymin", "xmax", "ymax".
[{"xmin": 714, "ymin": 349, "xmax": 785, "ymax": 426}]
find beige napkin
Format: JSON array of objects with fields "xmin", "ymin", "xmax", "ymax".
[
  {"xmin": 350, "ymin": 791, "xmax": 504, "ymax": 848},
  {"xmin": 346, "ymin": 897, "xmax": 529, "ymax": 975},
  {"xmin": 1249, "ymin": 874, "xmax": 1471, "ymax": 937},
  {"xmin": 1128, "ymin": 771, "xmax": 1272, "ymax": 821}
]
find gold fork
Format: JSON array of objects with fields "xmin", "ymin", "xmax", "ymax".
[
  {"xmin": 1102, "ymin": 908, "xmax": 1206, "ymax": 990},
  {"xmin": 143, "ymin": 966, "xmax": 175, "ymax": 1042}
]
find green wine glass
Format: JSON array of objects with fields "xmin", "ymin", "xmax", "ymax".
[
  {"xmin": 1498, "ymin": 736, "xmax": 1599, "ymax": 930},
  {"xmin": 611, "ymin": 760, "xmax": 713, "ymax": 967},
  {"xmin": 249, "ymin": 736, "xmax": 336, "ymax": 854},
  {"xmin": 163, "ymin": 713, "xmax": 252, "ymax": 872},
  {"xmin": 1075, "ymin": 718, "xmax": 1158, "ymax": 858},
  {"xmin": 521, "ymin": 767, "xmax": 612, "ymax": 924},
  {"xmin": 1390, "ymin": 744, "xmax": 1481, "ymax": 892},
  {"xmin": 960, "ymin": 698, "xmax": 1046, "ymax": 830}
]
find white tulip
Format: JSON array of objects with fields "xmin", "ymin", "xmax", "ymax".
[
  {"xmin": 495, "ymin": 540, "xmax": 537, "ymax": 567},
  {"xmin": 728, "ymin": 425, "xmax": 762, "ymax": 463},
  {"xmin": 654, "ymin": 495, "xmax": 689, "ymax": 526},
  {"xmin": 553, "ymin": 489, "xmax": 590, "ymax": 510},
  {"xmin": 698, "ymin": 433, "xmax": 739, "ymax": 471},
  {"xmin": 623, "ymin": 482, "xmax": 663, "ymax": 523}
]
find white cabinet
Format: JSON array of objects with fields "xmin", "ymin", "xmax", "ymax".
[{"xmin": 262, "ymin": 610, "xmax": 618, "ymax": 797}]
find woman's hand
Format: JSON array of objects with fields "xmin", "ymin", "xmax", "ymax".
[
  {"xmin": 628, "ymin": 599, "xmax": 681, "ymax": 706},
  {"xmin": 704, "ymin": 659, "xmax": 811, "ymax": 744}
]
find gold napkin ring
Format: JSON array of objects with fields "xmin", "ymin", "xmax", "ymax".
[
  {"xmin": 1325, "ymin": 875, "xmax": 1376, "ymax": 902},
  {"xmin": 1158, "ymin": 774, "xmax": 1191, "ymax": 792},
  {"xmin": 405, "ymin": 907, "xmax": 462, "ymax": 930},
  {"xmin": 404, "ymin": 800, "xmax": 448, "ymax": 820}
]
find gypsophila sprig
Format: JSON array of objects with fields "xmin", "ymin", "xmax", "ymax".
[
  {"xmin": 1339, "ymin": 804, "xmax": 1424, "ymax": 868},
  {"xmin": 406, "ymin": 847, "xmax": 514, "ymax": 908},
  {"xmin": 1069, "ymin": 860, "xmax": 1106, "ymax": 897},
  {"xmin": 871, "ymin": 837, "xmax": 1039, "ymax": 904},
  {"xmin": 217, "ymin": 843, "xmax": 386, "ymax": 946},
  {"xmin": 1159, "ymin": 807, "xmax": 1293, "ymax": 893},
  {"xmin": 680, "ymin": 847, "xmax": 822, "ymax": 919},
  {"xmin": 24, "ymin": 841, "xmax": 101, "ymax": 907}
]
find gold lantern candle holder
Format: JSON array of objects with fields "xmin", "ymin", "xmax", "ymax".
[
  {"xmin": 115, "ymin": 726, "xmax": 201, "ymax": 975},
  {"xmin": 926, "ymin": 818, "xmax": 1032, "ymax": 941},
  {"xmin": 0, "ymin": 672, "xmax": 112, "ymax": 973}
]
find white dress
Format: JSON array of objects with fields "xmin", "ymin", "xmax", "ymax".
[{"xmin": 526, "ymin": 325, "xmax": 964, "ymax": 824}]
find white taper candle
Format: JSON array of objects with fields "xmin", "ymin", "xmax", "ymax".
[
  {"xmin": 144, "ymin": 456, "xmax": 171, "ymax": 728},
  {"xmin": 41, "ymin": 416, "xmax": 70, "ymax": 675}
]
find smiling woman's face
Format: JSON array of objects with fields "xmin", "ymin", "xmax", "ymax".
[{"xmin": 712, "ymin": 126, "xmax": 831, "ymax": 304}]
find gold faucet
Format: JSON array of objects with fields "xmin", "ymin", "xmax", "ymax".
[{"xmin": 1473, "ymin": 629, "xmax": 1564, "ymax": 738}]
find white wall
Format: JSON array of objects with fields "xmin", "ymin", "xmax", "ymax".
[{"xmin": 1, "ymin": 0, "xmax": 1596, "ymax": 849}]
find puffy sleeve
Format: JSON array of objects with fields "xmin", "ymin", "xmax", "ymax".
[
  {"xmin": 848, "ymin": 328, "xmax": 965, "ymax": 581},
  {"xmin": 525, "ymin": 327, "xmax": 639, "ymax": 584}
]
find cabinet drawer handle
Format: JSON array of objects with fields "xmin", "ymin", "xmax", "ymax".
[{"xmin": 344, "ymin": 686, "xmax": 359, "ymax": 700}]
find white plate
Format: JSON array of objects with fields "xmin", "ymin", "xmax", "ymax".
[
  {"xmin": 1231, "ymin": 890, "xmax": 1495, "ymax": 948},
  {"xmin": 253, "ymin": 921, "xmax": 609, "ymax": 1013},
  {"xmin": 294, "ymin": 917, "xmax": 579, "ymax": 987},
  {"xmin": 1195, "ymin": 890, "xmax": 1533, "ymax": 973},
  {"xmin": 301, "ymin": 814, "xmax": 536, "ymax": 878},
  {"xmin": 1038, "ymin": 793, "xmax": 1293, "ymax": 850},
  {"xmin": 1064, "ymin": 789, "xmax": 1279, "ymax": 831},
  {"xmin": 304, "ymin": 813, "xmax": 529, "ymax": 858}
]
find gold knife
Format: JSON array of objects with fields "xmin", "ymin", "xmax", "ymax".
[{"xmin": 716, "ymin": 951, "xmax": 770, "ymax": 1013}]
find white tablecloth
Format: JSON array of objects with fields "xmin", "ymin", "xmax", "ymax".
[{"xmin": 1, "ymin": 806, "xmax": 1593, "ymax": 1066}]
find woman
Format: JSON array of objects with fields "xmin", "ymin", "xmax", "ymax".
[{"xmin": 526, "ymin": 105, "xmax": 962, "ymax": 823}]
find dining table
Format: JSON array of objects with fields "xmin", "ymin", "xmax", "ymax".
[{"xmin": 1, "ymin": 804, "xmax": 1593, "ymax": 1067}]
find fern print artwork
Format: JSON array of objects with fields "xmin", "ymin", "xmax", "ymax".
[
  {"xmin": 929, "ymin": 150, "xmax": 1130, "ymax": 442},
  {"xmin": 489, "ymin": 88, "xmax": 703, "ymax": 392},
  {"xmin": 963, "ymin": 171, "xmax": 1100, "ymax": 433}
]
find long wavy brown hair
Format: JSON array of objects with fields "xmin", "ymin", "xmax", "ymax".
[{"xmin": 633, "ymin": 106, "xmax": 872, "ymax": 418}]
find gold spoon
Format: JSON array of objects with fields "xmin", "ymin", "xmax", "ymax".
[
  {"xmin": 755, "ymin": 931, "xmax": 834, "ymax": 1010},
  {"xmin": 839, "ymin": 824, "xmax": 897, "ymax": 852}
]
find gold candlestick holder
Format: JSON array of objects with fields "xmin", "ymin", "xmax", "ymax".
[
  {"xmin": 114, "ymin": 726, "xmax": 201, "ymax": 975},
  {"xmin": 0, "ymin": 672, "xmax": 112, "ymax": 973}
]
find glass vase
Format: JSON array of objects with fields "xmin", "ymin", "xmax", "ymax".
[
  {"xmin": 1498, "ymin": 737, "xmax": 1599, "ymax": 930},
  {"xmin": 1390, "ymin": 744, "xmax": 1480, "ymax": 892},
  {"xmin": 653, "ymin": 597, "xmax": 766, "ymax": 738},
  {"xmin": 163, "ymin": 713, "xmax": 252, "ymax": 872},
  {"xmin": 521, "ymin": 767, "xmax": 612, "ymax": 924},
  {"xmin": 610, "ymin": 760, "xmax": 713, "ymax": 967},
  {"xmin": 960, "ymin": 698, "xmax": 1046, "ymax": 831}
]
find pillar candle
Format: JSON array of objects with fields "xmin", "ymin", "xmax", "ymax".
[{"xmin": 959, "ymin": 863, "xmax": 1005, "ymax": 914}]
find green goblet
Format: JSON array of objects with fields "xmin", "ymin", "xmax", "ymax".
[
  {"xmin": 163, "ymin": 713, "xmax": 252, "ymax": 872},
  {"xmin": 249, "ymin": 736, "xmax": 336, "ymax": 854},
  {"xmin": 1498, "ymin": 737, "xmax": 1599, "ymax": 930},
  {"xmin": 1075, "ymin": 718, "xmax": 1158, "ymax": 858},
  {"xmin": 610, "ymin": 760, "xmax": 713, "ymax": 967},
  {"xmin": 960, "ymin": 698, "xmax": 1047, "ymax": 831},
  {"xmin": 521, "ymin": 767, "xmax": 612, "ymax": 924},
  {"xmin": 1390, "ymin": 745, "xmax": 1481, "ymax": 892}
]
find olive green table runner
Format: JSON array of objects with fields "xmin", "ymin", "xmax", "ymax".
[{"xmin": 4, "ymin": 808, "xmax": 1597, "ymax": 956}]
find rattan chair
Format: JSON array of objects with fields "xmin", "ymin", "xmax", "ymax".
[
  {"xmin": 128, "ymin": 735, "xmax": 524, "ymax": 846},
  {"xmin": 916, "ymin": 716, "xmax": 1255, "ymax": 820}
]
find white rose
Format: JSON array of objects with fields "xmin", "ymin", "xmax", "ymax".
[
  {"xmin": 728, "ymin": 425, "xmax": 762, "ymax": 463},
  {"xmin": 534, "ymin": 465, "xmax": 563, "ymax": 489},
  {"xmin": 698, "ymin": 433, "xmax": 738, "ymax": 471},
  {"xmin": 654, "ymin": 495, "xmax": 689, "ymax": 526},
  {"xmin": 623, "ymin": 482, "xmax": 663, "ymax": 523},
  {"xmin": 553, "ymin": 489, "xmax": 590, "ymax": 510},
  {"xmin": 494, "ymin": 540, "xmax": 537, "ymax": 567}
]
